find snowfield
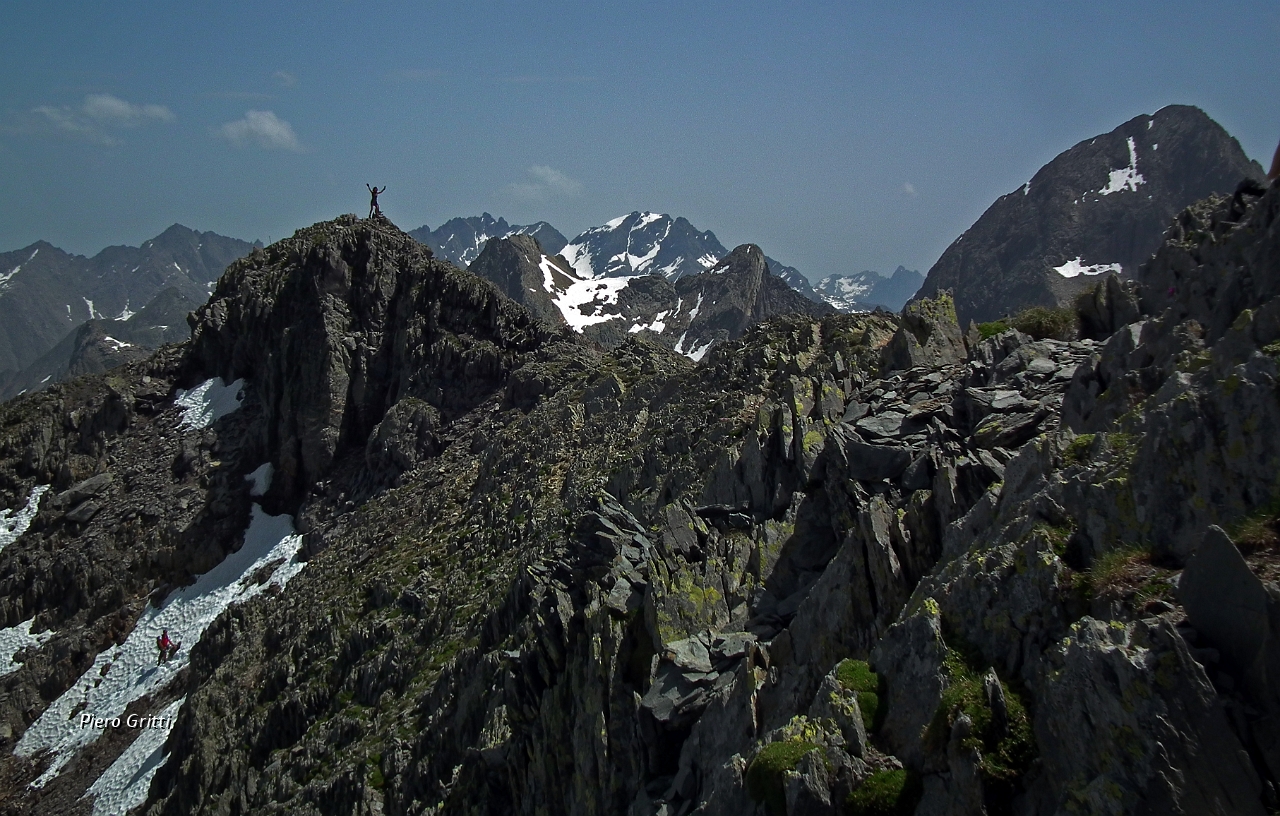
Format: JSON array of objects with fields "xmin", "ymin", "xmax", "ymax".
[
  {"xmin": 84, "ymin": 697, "xmax": 185, "ymax": 816},
  {"xmin": 1053, "ymin": 258, "xmax": 1123, "ymax": 278},
  {"xmin": 0, "ymin": 619, "xmax": 53, "ymax": 676},
  {"xmin": 0, "ymin": 484, "xmax": 49, "ymax": 554},
  {"xmin": 175, "ymin": 377, "xmax": 246, "ymax": 430},
  {"xmin": 17, "ymin": 470, "xmax": 304, "ymax": 791}
]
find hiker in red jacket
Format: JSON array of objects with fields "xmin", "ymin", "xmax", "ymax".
[{"xmin": 156, "ymin": 629, "xmax": 173, "ymax": 664}]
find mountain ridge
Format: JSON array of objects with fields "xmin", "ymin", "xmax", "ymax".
[{"xmin": 0, "ymin": 179, "xmax": 1278, "ymax": 812}]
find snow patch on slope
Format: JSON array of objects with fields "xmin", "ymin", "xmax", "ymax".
[
  {"xmin": 1099, "ymin": 137, "xmax": 1145, "ymax": 195},
  {"xmin": 0, "ymin": 485, "xmax": 48, "ymax": 554},
  {"xmin": 1053, "ymin": 258, "xmax": 1122, "ymax": 278},
  {"xmin": 17, "ymin": 488, "xmax": 305, "ymax": 787},
  {"xmin": 175, "ymin": 377, "xmax": 245, "ymax": 429},
  {"xmin": 0, "ymin": 619, "xmax": 53, "ymax": 676},
  {"xmin": 551, "ymin": 275, "xmax": 634, "ymax": 331},
  {"xmin": 84, "ymin": 696, "xmax": 185, "ymax": 816},
  {"xmin": 628, "ymin": 310, "xmax": 670, "ymax": 334}
]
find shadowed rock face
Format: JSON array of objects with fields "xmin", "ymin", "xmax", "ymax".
[
  {"xmin": 187, "ymin": 215, "xmax": 559, "ymax": 507},
  {"xmin": 915, "ymin": 104, "xmax": 1265, "ymax": 324},
  {"xmin": 4, "ymin": 182, "xmax": 1280, "ymax": 815}
]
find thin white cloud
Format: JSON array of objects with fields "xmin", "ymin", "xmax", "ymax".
[
  {"xmin": 903, "ymin": 182, "xmax": 918, "ymax": 197},
  {"xmin": 507, "ymin": 165, "xmax": 583, "ymax": 200},
  {"xmin": 82, "ymin": 94, "xmax": 174, "ymax": 125},
  {"xmin": 272, "ymin": 70, "xmax": 297, "ymax": 88},
  {"xmin": 216, "ymin": 110, "xmax": 303, "ymax": 151},
  {"xmin": 30, "ymin": 94, "xmax": 173, "ymax": 144}
]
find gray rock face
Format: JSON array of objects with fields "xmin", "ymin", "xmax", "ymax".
[
  {"xmin": 914, "ymin": 105, "xmax": 1266, "ymax": 323},
  {"xmin": 1036, "ymin": 617, "xmax": 1264, "ymax": 816},
  {"xmin": 880, "ymin": 293, "xmax": 967, "ymax": 373},
  {"xmin": 466, "ymin": 233, "xmax": 573, "ymax": 328}
]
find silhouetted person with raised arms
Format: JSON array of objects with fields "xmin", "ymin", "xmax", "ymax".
[{"xmin": 367, "ymin": 184, "xmax": 386, "ymax": 218}]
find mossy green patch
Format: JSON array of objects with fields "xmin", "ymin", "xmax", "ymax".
[
  {"xmin": 846, "ymin": 769, "xmax": 923, "ymax": 816},
  {"xmin": 835, "ymin": 658, "xmax": 884, "ymax": 731},
  {"xmin": 925, "ymin": 648, "xmax": 1035, "ymax": 804},
  {"xmin": 1031, "ymin": 523, "xmax": 1073, "ymax": 557},
  {"xmin": 745, "ymin": 739, "xmax": 822, "ymax": 815},
  {"xmin": 1064, "ymin": 434, "xmax": 1095, "ymax": 465},
  {"xmin": 1080, "ymin": 544, "xmax": 1147, "ymax": 598}
]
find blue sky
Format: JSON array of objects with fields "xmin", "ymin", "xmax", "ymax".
[{"xmin": 2, "ymin": 1, "xmax": 1277, "ymax": 281}]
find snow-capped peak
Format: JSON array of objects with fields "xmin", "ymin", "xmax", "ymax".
[{"xmin": 559, "ymin": 212, "xmax": 727, "ymax": 282}]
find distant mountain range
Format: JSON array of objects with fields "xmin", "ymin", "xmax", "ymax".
[
  {"xmin": 914, "ymin": 104, "xmax": 1266, "ymax": 323},
  {"xmin": 0, "ymin": 212, "xmax": 919, "ymax": 402},
  {"xmin": 814, "ymin": 266, "xmax": 925, "ymax": 313},
  {"xmin": 467, "ymin": 233, "xmax": 831, "ymax": 359},
  {"xmin": 408, "ymin": 214, "xmax": 567, "ymax": 268},
  {"xmin": 412, "ymin": 211, "xmax": 923, "ymax": 315},
  {"xmin": 0, "ymin": 225, "xmax": 258, "ymax": 400}
]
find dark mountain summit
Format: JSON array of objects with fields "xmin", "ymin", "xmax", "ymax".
[
  {"xmin": 1, "ymin": 161, "xmax": 1280, "ymax": 813},
  {"xmin": 465, "ymin": 233, "xmax": 572, "ymax": 328},
  {"xmin": 914, "ymin": 104, "xmax": 1264, "ymax": 323}
]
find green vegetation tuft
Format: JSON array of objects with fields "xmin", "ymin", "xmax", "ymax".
[
  {"xmin": 1263, "ymin": 340, "xmax": 1280, "ymax": 359},
  {"xmin": 1032, "ymin": 523, "xmax": 1073, "ymax": 557},
  {"xmin": 1011, "ymin": 306, "xmax": 1078, "ymax": 341},
  {"xmin": 746, "ymin": 740, "xmax": 822, "ymax": 815},
  {"xmin": 925, "ymin": 648, "xmax": 1035, "ymax": 803},
  {"xmin": 846, "ymin": 769, "xmax": 923, "ymax": 816},
  {"xmin": 977, "ymin": 321, "xmax": 1010, "ymax": 339},
  {"xmin": 1082, "ymin": 545, "xmax": 1147, "ymax": 596},
  {"xmin": 1064, "ymin": 434, "xmax": 1095, "ymax": 465},
  {"xmin": 1103, "ymin": 432, "xmax": 1138, "ymax": 467},
  {"xmin": 1229, "ymin": 498, "xmax": 1280, "ymax": 553},
  {"xmin": 835, "ymin": 658, "xmax": 883, "ymax": 731}
]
